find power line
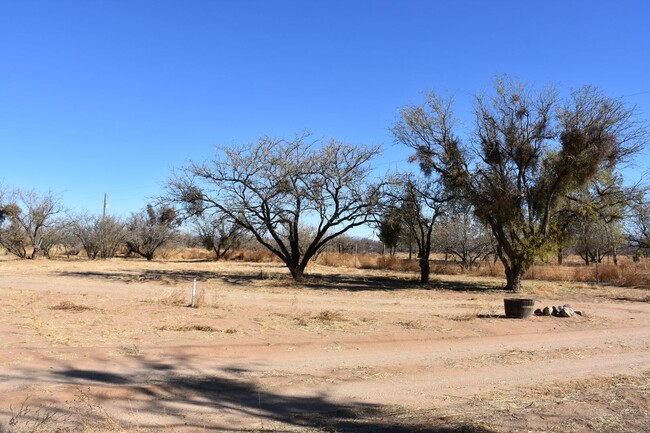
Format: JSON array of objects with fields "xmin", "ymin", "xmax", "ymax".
[{"xmin": 623, "ymin": 90, "xmax": 650, "ymax": 98}]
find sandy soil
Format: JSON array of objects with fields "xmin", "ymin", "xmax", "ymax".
[{"xmin": 0, "ymin": 257, "xmax": 648, "ymax": 432}]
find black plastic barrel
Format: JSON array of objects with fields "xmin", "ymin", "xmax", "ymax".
[{"xmin": 504, "ymin": 298, "xmax": 535, "ymax": 318}]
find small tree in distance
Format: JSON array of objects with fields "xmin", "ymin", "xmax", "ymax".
[
  {"xmin": 166, "ymin": 134, "xmax": 382, "ymax": 280},
  {"xmin": 393, "ymin": 76, "xmax": 646, "ymax": 291},
  {"xmin": 377, "ymin": 209, "xmax": 402, "ymax": 256},
  {"xmin": 193, "ymin": 213, "xmax": 243, "ymax": 260},
  {"xmin": 73, "ymin": 214, "xmax": 126, "ymax": 259},
  {"xmin": 435, "ymin": 202, "xmax": 493, "ymax": 270},
  {"xmin": 0, "ymin": 189, "xmax": 65, "ymax": 259},
  {"xmin": 382, "ymin": 174, "xmax": 452, "ymax": 283},
  {"xmin": 125, "ymin": 204, "xmax": 178, "ymax": 261}
]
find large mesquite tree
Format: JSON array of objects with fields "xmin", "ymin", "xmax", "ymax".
[
  {"xmin": 166, "ymin": 135, "xmax": 381, "ymax": 280},
  {"xmin": 393, "ymin": 77, "xmax": 645, "ymax": 291}
]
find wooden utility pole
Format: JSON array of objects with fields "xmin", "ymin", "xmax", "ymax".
[{"xmin": 101, "ymin": 193, "xmax": 107, "ymax": 258}]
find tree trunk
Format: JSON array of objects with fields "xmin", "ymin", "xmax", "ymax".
[
  {"xmin": 504, "ymin": 264, "xmax": 524, "ymax": 292},
  {"xmin": 31, "ymin": 247, "xmax": 40, "ymax": 260},
  {"xmin": 289, "ymin": 263, "xmax": 305, "ymax": 281},
  {"xmin": 557, "ymin": 247, "xmax": 563, "ymax": 265},
  {"xmin": 419, "ymin": 256, "xmax": 430, "ymax": 284}
]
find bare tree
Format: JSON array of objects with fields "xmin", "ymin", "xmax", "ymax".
[
  {"xmin": 56, "ymin": 224, "xmax": 81, "ymax": 258},
  {"xmin": 125, "ymin": 205, "xmax": 178, "ymax": 261},
  {"xmin": 562, "ymin": 168, "xmax": 639, "ymax": 265},
  {"xmin": 39, "ymin": 220, "xmax": 73, "ymax": 259},
  {"xmin": 382, "ymin": 175, "xmax": 451, "ymax": 283},
  {"xmin": 628, "ymin": 191, "xmax": 650, "ymax": 254},
  {"xmin": 166, "ymin": 135, "xmax": 382, "ymax": 280},
  {"xmin": 193, "ymin": 213, "xmax": 243, "ymax": 260},
  {"xmin": 0, "ymin": 189, "xmax": 65, "ymax": 259},
  {"xmin": 435, "ymin": 202, "xmax": 493, "ymax": 270},
  {"xmin": 72, "ymin": 214, "xmax": 126, "ymax": 259},
  {"xmin": 393, "ymin": 76, "xmax": 646, "ymax": 291}
]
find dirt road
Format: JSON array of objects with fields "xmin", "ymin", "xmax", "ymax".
[{"xmin": 1, "ymin": 259, "xmax": 648, "ymax": 432}]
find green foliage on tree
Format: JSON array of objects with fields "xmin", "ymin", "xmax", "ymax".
[
  {"xmin": 393, "ymin": 76, "xmax": 645, "ymax": 291},
  {"xmin": 561, "ymin": 168, "xmax": 633, "ymax": 265},
  {"xmin": 377, "ymin": 209, "xmax": 402, "ymax": 256}
]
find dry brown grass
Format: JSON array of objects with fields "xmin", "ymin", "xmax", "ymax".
[
  {"xmin": 157, "ymin": 324, "xmax": 218, "ymax": 332},
  {"xmin": 49, "ymin": 301, "xmax": 94, "ymax": 312},
  {"xmin": 148, "ymin": 288, "xmax": 187, "ymax": 306},
  {"xmin": 293, "ymin": 309, "xmax": 346, "ymax": 327},
  {"xmin": 157, "ymin": 324, "xmax": 238, "ymax": 334},
  {"xmin": 393, "ymin": 319, "xmax": 427, "ymax": 330},
  {"xmin": 464, "ymin": 371, "xmax": 650, "ymax": 433},
  {"xmin": 232, "ymin": 249, "xmax": 279, "ymax": 263},
  {"xmin": 313, "ymin": 309, "xmax": 346, "ymax": 322},
  {"xmin": 317, "ymin": 252, "xmax": 420, "ymax": 272},
  {"xmin": 33, "ymin": 244, "xmax": 650, "ymax": 289},
  {"xmin": 525, "ymin": 261, "xmax": 650, "ymax": 287},
  {"xmin": 1, "ymin": 257, "xmax": 648, "ymax": 433},
  {"xmin": 315, "ymin": 251, "xmax": 650, "ymax": 287},
  {"xmin": 6, "ymin": 391, "xmax": 135, "ymax": 433}
]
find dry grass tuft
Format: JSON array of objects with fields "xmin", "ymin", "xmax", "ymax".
[
  {"xmin": 394, "ymin": 319, "xmax": 427, "ymax": 330},
  {"xmin": 157, "ymin": 324, "xmax": 218, "ymax": 332},
  {"xmin": 232, "ymin": 249, "xmax": 279, "ymax": 263},
  {"xmin": 7, "ymin": 398, "xmax": 71, "ymax": 433},
  {"xmin": 148, "ymin": 288, "xmax": 187, "ymax": 306},
  {"xmin": 524, "ymin": 261, "xmax": 650, "ymax": 287},
  {"xmin": 118, "ymin": 344, "xmax": 140, "ymax": 357},
  {"xmin": 49, "ymin": 301, "xmax": 94, "ymax": 312},
  {"xmin": 464, "ymin": 371, "xmax": 650, "ymax": 433},
  {"xmin": 6, "ymin": 391, "xmax": 133, "ymax": 433},
  {"xmin": 291, "ymin": 310, "xmax": 348, "ymax": 329},
  {"xmin": 316, "ymin": 253, "xmax": 421, "ymax": 272},
  {"xmin": 156, "ymin": 324, "xmax": 238, "ymax": 334},
  {"xmin": 313, "ymin": 309, "xmax": 346, "ymax": 323}
]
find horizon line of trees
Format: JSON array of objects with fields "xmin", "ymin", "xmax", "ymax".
[
  {"xmin": 2, "ymin": 76, "xmax": 650, "ymax": 291},
  {"xmin": 0, "ymin": 181, "xmax": 649, "ymax": 269}
]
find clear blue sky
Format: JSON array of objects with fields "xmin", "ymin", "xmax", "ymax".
[{"xmin": 1, "ymin": 0, "xmax": 649, "ymax": 229}]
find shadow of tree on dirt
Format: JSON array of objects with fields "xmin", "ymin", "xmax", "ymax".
[
  {"xmin": 0, "ymin": 356, "xmax": 490, "ymax": 433},
  {"xmin": 59, "ymin": 268, "xmax": 506, "ymax": 293},
  {"xmin": 40, "ymin": 362, "xmax": 490, "ymax": 433}
]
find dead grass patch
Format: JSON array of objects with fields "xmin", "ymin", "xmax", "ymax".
[
  {"xmin": 157, "ymin": 324, "xmax": 218, "ymax": 332},
  {"xmin": 117, "ymin": 344, "xmax": 140, "ymax": 357},
  {"xmin": 394, "ymin": 319, "xmax": 427, "ymax": 330},
  {"xmin": 6, "ymin": 391, "xmax": 131, "ymax": 433},
  {"xmin": 147, "ymin": 288, "xmax": 187, "ymax": 306},
  {"xmin": 49, "ymin": 301, "xmax": 94, "ymax": 312},
  {"xmin": 254, "ymin": 309, "xmax": 376, "ymax": 335},
  {"xmin": 316, "ymin": 252, "xmax": 421, "ymax": 273},
  {"xmin": 464, "ymin": 372, "xmax": 650, "ymax": 433},
  {"xmin": 314, "ymin": 309, "xmax": 345, "ymax": 322},
  {"xmin": 332, "ymin": 365, "xmax": 398, "ymax": 381},
  {"xmin": 156, "ymin": 324, "xmax": 237, "ymax": 334},
  {"xmin": 293, "ymin": 310, "xmax": 347, "ymax": 327}
]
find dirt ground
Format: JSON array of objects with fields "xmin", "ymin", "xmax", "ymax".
[{"xmin": 0, "ymin": 257, "xmax": 648, "ymax": 432}]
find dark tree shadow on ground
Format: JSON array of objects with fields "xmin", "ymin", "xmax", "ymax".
[
  {"xmin": 0, "ymin": 356, "xmax": 496, "ymax": 433},
  {"xmin": 59, "ymin": 268, "xmax": 506, "ymax": 293}
]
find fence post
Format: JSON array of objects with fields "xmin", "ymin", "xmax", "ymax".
[{"xmin": 191, "ymin": 279, "xmax": 197, "ymax": 308}]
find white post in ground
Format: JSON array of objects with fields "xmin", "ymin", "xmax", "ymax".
[{"xmin": 191, "ymin": 279, "xmax": 197, "ymax": 308}]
